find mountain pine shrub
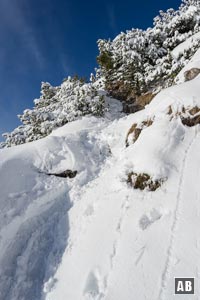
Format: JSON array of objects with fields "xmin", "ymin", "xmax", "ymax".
[{"xmin": 1, "ymin": 77, "xmax": 105, "ymax": 147}]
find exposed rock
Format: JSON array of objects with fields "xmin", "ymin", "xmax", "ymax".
[
  {"xmin": 125, "ymin": 119, "xmax": 153, "ymax": 147},
  {"xmin": 47, "ymin": 170, "xmax": 77, "ymax": 178},
  {"xmin": 107, "ymin": 81, "xmax": 156, "ymax": 114},
  {"xmin": 107, "ymin": 81, "xmax": 134, "ymax": 102},
  {"xmin": 122, "ymin": 102, "xmax": 143, "ymax": 114},
  {"xmin": 135, "ymin": 92, "xmax": 156, "ymax": 107},
  {"xmin": 142, "ymin": 119, "xmax": 154, "ymax": 127},
  {"xmin": 184, "ymin": 68, "xmax": 200, "ymax": 82},
  {"xmin": 125, "ymin": 123, "xmax": 139, "ymax": 147},
  {"xmin": 189, "ymin": 106, "xmax": 200, "ymax": 116},
  {"xmin": 121, "ymin": 92, "xmax": 155, "ymax": 113},
  {"xmin": 126, "ymin": 126, "xmax": 142, "ymax": 147}
]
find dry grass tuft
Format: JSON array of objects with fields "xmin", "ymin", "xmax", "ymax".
[
  {"xmin": 167, "ymin": 105, "xmax": 200, "ymax": 127},
  {"xmin": 180, "ymin": 106, "xmax": 200, "ymax": 127},
  {"xmin": 181, "ymin": 114, "xmax": 200, "ymax": 127},
  {"xmin": 127, "ymin": 172, "xmax": 163, "ymax": 191}
]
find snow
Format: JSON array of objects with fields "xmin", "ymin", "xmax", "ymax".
[
  {"xmin": 172, "ymin": 31, "xmax": 200, "ymax": 59},
  {"xmin": 46, "ymin": 75, "xmax": 200, "ymax": 300},
  {"xmin": 0, "ymin": 98, "xmax": 122, "ymax": 300},
  {"xmin": 1, "ymin": 55, "xmax": 200, "ymax": 300},
  {"xmin": 176, "ymin": 47, "xmax": 200, "ymax": 83}
]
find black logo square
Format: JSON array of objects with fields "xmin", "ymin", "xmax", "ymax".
[{"xmin": 175, "ymin": 278, "xmax": 194, "ymax": 294}]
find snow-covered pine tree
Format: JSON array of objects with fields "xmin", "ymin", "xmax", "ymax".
[
  {"xmin": 1, "ymin": 77, "xmax": 105, "ymax": 147},
  {"xmin": 96, "ymin": 0, "xmax": 200, "ymax": 102}
]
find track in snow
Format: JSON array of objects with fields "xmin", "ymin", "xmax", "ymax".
[{"xmin": 158, "ymin": 128, "xmax": 200, "ymax": 300}]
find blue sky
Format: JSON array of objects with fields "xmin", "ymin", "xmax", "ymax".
[{"xmin": 0, "ymin": 0, "xmax": 181, "ymax": 138}]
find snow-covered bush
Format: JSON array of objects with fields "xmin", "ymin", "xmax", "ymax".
[
  {"xmin": 1, "ymin": 77, "xmax": 105, "ymax": 147},
  {"xmin": 96, "ymin": 0, "xmax": 200, "ymax": 100}
]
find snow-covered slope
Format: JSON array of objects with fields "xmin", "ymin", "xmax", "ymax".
[
  {"xmin": 1, "ymin": 60, "xmax": 200, "ymax": 300},
  {"xmin": 176, "ymin": 46, "xmax": 200, "ymax": 83},
  {"xmin": 172, "ymin": 31, "xmax": 200, "ymax": 59}
]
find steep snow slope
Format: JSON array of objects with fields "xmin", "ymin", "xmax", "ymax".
[
  {"xmin": 176, "ymin": 46, "xmax": 200, "ymax": 83},
  {"xmin": 1, "ymin": 63, "xmax": 200, "ymax": 300},
  {"xmin": 45, "ymin": 76, "xmax": 200, "ymax": 300},
  {"xmin": 0, "ymin": 98, "xmax": 122, "ymax": 300}
]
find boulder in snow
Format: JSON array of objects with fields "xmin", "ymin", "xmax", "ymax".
[{"xmin": 184, "ymin": 68, "xmax": 200, "ymax": 81}]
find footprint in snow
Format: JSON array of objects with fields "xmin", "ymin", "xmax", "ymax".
[
  {"xmin": 139, "ymin": 208, "xmax": 162, "ymax": 230},
  {"xmin": 84, "ymin": 204, "xmax": 94, "ymax": 217},
  {"xmin": 83, "ymin": 270, "xmax": 105, "ymax": 300}
]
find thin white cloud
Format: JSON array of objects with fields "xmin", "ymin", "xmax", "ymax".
[
  {"xmin": 0, "ymin": 0, "xmax": 45, "ymax": 68},
  {"xmin": 58, "ymin": 49, "xmax": 72, "ymax": 76},
  {"xmin": 106, "ymin": 3, "xmax": 118, "ymax": 34}
]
